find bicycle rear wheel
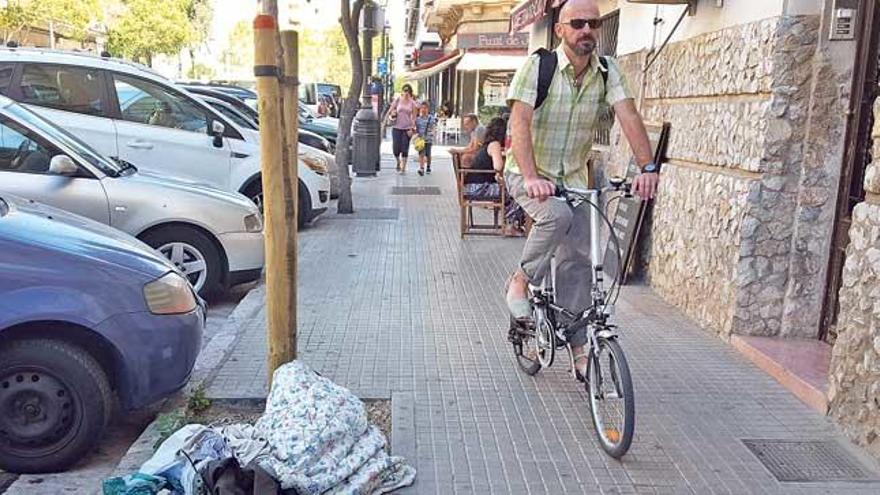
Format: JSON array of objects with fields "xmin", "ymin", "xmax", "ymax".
[
  {"xmin": 509, "ymin": 317, "xmax": 540, "ymax": 375},
  {"xmin": 587, "ymin": 337, "xmax": 635, "ymax": 459}
]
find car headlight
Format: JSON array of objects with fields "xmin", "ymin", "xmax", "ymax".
[
  {"xmin": 244, "ymin": 212, "xmax": 263, "ymax": 232},
  {"xmin": 300, "ymin": 154, "xmax": 327, "ymax": 175},
  {"xmin": 143, "ymin": 272, "xmax": 197, "ymax": 315}
]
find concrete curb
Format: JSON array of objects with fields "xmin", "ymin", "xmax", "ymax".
[{"xmin": 107, "ymin": 283, "xmax": 266, "ymax": 480}]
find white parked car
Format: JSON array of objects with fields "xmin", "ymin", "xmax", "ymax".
[
  {"xmin": 0, "ymin": 48, "xmax": 330, "ymax": 226},
  {"xmin": 0, "ymin": 94, "xmax": 264, "ymax": 297}
]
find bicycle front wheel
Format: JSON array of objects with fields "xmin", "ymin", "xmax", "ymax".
[{"xmin": 587, "ymin": 337, "xmax": 635, "ymax": 459}]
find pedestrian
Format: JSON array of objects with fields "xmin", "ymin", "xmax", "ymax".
[
  {"xmin": 504, "ymin": 0, "xmax": 658, "ymax": 378},
  {"xmin": 462, "ymin": 117, "xmax": 526, "ymax": 236},
  {"xmin": 316, "ymin": 96, "xmax": 329, "ymax": 117},
  {"xmin": 383, "ymin": 83, "xmax": 418, "ymax": 173},
  {"xmin": 449, "ymin": 114, "xmax": 486, "ymax": 168},
  {"xmin": 453, "ymin": 114, "xmax": 486, "ymax": 154},
  {"xmin": 414, "ymin": 101, "xmax": 437, "ymax": 176}
]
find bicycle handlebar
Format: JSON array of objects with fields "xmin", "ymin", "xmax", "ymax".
[{"xmin": 554, "ymin": 177, "xmax": 632, "ymax": 201}]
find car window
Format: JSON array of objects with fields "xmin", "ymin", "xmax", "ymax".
[
  {"xmin": 4, "ymin": 102, "xmax": 120, "ymax": 177},
  {"xmin": 113, "ymin": 74, "xmax": 208, "ymax": 134},
  {"xmin": 0, "ymin": 63, "xmax": 14, "ymax": 95},
  {"xmin": 19, "ymin": 64, "xmax": 105, "ymax": 116},
  {"xmin": 0, "ymin": 115, "xmax": 60, "ymax": 175}
]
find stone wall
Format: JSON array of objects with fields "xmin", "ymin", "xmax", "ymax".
[
  {"xmin": 731, "ymin": 16, "xmax": 821, "ymax": 338},
  {"xmin": 599, "ymin": 16, "xmax": 829, "ymax": 337},
  {"xmin": 827, "ymin": 102, "xmax": 880, "ymax": 457},
  {"xmin": 780, "ymin": 54, "xmax": 853, "ymax": 338}
]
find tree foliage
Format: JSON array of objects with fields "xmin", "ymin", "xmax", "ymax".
[
  {"xmin": 0, "ymin": 0, "xmax": 101, "ymax": 44},
  {"xmin": 300, "ymin": 28, "xmax": 351, "ymax": 89},
  {"xmin": 184, "ymin": 0, "xmax": 212, "ymax": 47},
  {"xmin": 106, "ymin": 0, "xmax": 194, "ymax": 65},
  {"xmin": 218, "ymin": 20, "xmax": 253, "ymax": 80}
]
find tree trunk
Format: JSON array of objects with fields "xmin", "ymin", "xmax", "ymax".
[{"xmin": 335, "ymin": 0, "xmax": 366, "ymax": 215}]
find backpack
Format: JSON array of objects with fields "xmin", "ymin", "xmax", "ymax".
[{"xmin": 534, "ymin": 48, "xmax": 609, "ymax": 110}]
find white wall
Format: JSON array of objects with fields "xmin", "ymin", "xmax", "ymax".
[{"xmin": 615, "ymin": 0, "xmax": 788, "ymax": 56}]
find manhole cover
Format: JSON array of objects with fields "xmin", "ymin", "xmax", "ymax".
[
  {"xmin": 742, "ymin": 439, "xmax": 879, "ymax": 482},
  {"xmin": 390, "ymin": 186, "xmax": 441, "ymax": 195},
  {"xmin": 324, "ymin": 208, "xmax": 399, "ymax": 220}
]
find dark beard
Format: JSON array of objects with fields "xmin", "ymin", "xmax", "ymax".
[{"xmin": 570, "ymin": 38, "xmax": 596, "ymax": 57}]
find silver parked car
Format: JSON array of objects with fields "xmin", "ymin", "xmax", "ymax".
[{"xmin": 0, "ymin": 95, "xmax": 264, "ymax": 296}]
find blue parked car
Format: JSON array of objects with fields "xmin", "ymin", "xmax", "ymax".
[{"xmin": 0, "ymin": 193, "xmax": 204, "ymax": 473}]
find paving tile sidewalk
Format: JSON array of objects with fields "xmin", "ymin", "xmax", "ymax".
[{"xmin": 205, "ymin": 142, "xmax": 880, "ymax": 494}]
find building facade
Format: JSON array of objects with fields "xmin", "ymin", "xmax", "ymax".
[
  {"xmin": 407, "ymin": 0, "xmax": 528, "ymax": 122},
  {"xmin": 513, "ymin": 0, "xmax": 878, "ymax": 459}
]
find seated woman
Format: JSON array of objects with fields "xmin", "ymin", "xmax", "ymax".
[{"xmin": 463, "ymin": 117, "xmax": 527, "ymax": 236}]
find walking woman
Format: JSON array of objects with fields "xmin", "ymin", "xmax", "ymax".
[{"xmin": 384, "ymin": 84, "xmax": 418, "ymax": 173}]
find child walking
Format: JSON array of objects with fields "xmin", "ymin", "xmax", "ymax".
[{"xmin": 414, "ymin": 102, "xmax": 437, "ymax": 176}]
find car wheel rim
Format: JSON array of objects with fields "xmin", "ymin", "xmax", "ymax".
[
  {"xmin": 158, "ymin": 241, "xmax": 208, "ymax": 292},
  {"xmin": 0, "ymin": 367, "xmax": 80, "ymax": 457}
]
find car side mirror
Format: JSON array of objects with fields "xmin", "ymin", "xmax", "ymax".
[
  {"xmin": 49, "ymin": 155, "xmax": 78, "ymax": 176},
  {"xmin": 211, "ymin": 120, "xmax": 225, "ymax": 148}
]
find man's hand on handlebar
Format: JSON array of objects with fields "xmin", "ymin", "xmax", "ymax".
[
  {"xmin": 524, "ymin": 176, "xmax": 556, "ymax": 201},
  {"xmin": 632, "ymin": 172, "xmax": 659, "ymax": 201}
]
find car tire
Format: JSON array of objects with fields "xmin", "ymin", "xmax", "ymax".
[
  {"xmin": 242, "ymin": 179, "xmax": 264, "ymax": 214},
  {"xmin": 140, "ymin": 226, "xmax": 224, "ymax": 298},
  {"xmin": 0, "ymin": 339, "xmax": 113, "ymax": 474},
  {"xmin": 246, "ymin": 178, "xmax": 311, "ymax": 228},
  {"xmin": 298, "ymin": 180, "xmax": 312, "ymax": 229}
]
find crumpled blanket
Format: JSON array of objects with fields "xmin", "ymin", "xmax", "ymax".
[{"xmin": 255, "ymin": 361, "xmax": 416, "ymax": 494}]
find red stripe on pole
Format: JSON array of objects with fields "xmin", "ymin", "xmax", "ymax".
[{"xmin": 254, "ymin": 14, "xmax": 276, "ymax": 30}]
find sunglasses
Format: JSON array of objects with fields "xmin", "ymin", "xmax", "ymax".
[{"xmin": 563, "ymin": 18, "xmax": 603, "ymax": 30}]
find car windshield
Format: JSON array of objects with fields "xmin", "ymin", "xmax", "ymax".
[{"xmin": 3, "ymin": 103, "xmax": 122, "ymax": 176}]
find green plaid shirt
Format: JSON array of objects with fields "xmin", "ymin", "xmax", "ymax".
[{"xmin": 505, "ymin": 46, "xmax": 633, "ymax": 189}]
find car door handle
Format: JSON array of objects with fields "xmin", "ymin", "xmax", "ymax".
[{"xmin": 126, "ymin": 140, "xmax": 154, "ymax": 150}]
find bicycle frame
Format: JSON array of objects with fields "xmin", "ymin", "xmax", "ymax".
[{"xmin": 530, "ymin": 187, "xmax": 615, "ymax": 331}]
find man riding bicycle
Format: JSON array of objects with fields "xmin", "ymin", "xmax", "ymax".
[{"xmin": 505, "ymin": 0, "xmax": 659, "ymax": 379}]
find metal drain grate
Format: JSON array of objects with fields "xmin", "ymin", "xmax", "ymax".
[
  {"xmin": 742, "ymin": 439, "xmax": 879, "ymax": 482},
  {"xmin": 390, "ymin": 186, "xmax": 441, "ymax": 195},
  {"xmin": 324, "ymin": 208, "xmax": 400, "ymax": 220}
]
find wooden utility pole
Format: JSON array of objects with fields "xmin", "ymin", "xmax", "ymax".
[
  {"xmin": 278, "ymin": 28, "xmax": 299, "ymax": 359},
  {"xmin": 254, "ymin": 13, "xmax": 297, "ymax": 381}
]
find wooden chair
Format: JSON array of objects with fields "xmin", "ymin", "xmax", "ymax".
[{"xmin": 451, "ymin": 152, "xmax": 506, "ymax": 237}]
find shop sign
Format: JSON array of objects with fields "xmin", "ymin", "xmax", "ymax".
[
  {"xmin": 458, "ymin": 33, "xmax": 529, "ymax": 50},
  {"xmin": 509, "ymin": 0, "xmax": 548, "ymax": 34}
]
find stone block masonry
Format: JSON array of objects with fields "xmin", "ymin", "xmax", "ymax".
[
  {"xmin": 599, "ymin": 15, "xmax": 847, "ymax": 340},
  {"xmin": 827, "ymin": 99, "xmax": 880, "ymax": 460}
]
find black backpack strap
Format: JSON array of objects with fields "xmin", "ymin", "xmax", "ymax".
[{"xmin": 534, "ymin": 48, "xmax": 557, "ymax": 110}]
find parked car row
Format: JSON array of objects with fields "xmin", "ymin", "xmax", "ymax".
[
  {"xmin": 180, "ymin": 84, "xmax": 342, "ymax": 198},
  {"xmin": 0, "ymin": 48, "xmax": 341, "ymax": 473}
]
